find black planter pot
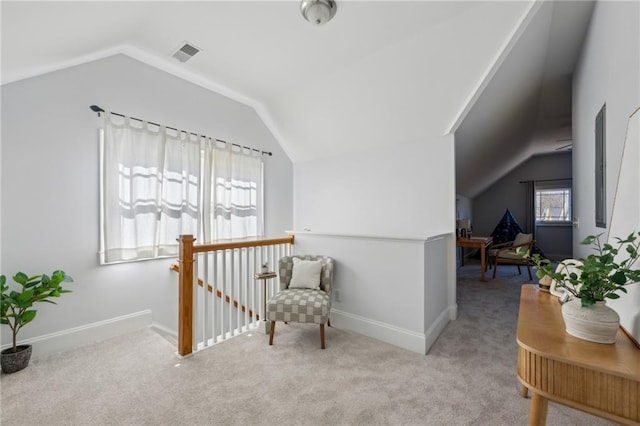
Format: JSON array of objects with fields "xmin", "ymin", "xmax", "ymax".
[{"xmin": 1, "ymin": 345, "xmax": 32, "ymax": 374}]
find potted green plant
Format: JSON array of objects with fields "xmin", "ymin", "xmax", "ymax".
[
  {"xmin": 1, "ymin": 270, "xmax": 74, "ymax": 373},
  {"xmin": 520, "ymin": 232, "xmax": 640, "ymax": 344}
]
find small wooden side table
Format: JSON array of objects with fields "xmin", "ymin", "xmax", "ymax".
[{"xmin": 255, "ymin": 272, "xmax": 277, "ymax": 334}]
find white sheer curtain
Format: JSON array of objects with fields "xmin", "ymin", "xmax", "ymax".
[
  {"xmin": 201, "ymin": 142, "xmax": 263, "ymax": 242},
  {"xmin": 100, "ymin": 113, "xmax": 263, "ymax": 264}
]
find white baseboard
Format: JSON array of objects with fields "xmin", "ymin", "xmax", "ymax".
[
  {"xmin": 331, "ymin": 307, "xmax": 452, "ymax": 355},
  {"xmin": 424, "ymin": 307, "xmax": 453, "ymax": 354},
  {"xmin": 448, "ymin": 303, "xmax": 458, "ymax": 320},
  {"xmin": 1, "ymin": 310, "xmax": 153, "ymax": 359}
]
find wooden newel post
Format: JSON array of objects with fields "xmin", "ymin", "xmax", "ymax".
[{"xmin": 178, "ymin": 234, "xmax": 195, "ymax": 356}]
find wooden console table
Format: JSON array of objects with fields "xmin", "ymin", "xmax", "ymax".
[
  {"xmin": 456, "ymin": 236, "xmax": 492, "ymax": 282},
  {"xmin": 516, "ymin": 285, "xmax": 639, "ymax": 425}
]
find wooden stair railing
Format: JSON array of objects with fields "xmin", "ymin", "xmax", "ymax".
[
  {"xmin": 177, "ymin": 234, "xmax": 294, "ymax": 356},
  {"xmin": 170, "ymin": 263, "xmax": 260, "ymax": 320}
]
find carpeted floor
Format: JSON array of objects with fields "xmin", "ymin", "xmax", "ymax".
[{"xmin": 0, "ymin": 261, "xmax": 612, "ymax": 425}]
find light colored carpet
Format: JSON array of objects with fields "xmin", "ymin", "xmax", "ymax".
[{"xmin": 1, "ymin": 262, "xmax": 613, "ymax": 425}]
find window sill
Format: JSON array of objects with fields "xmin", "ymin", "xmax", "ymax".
[{"xmin": 535, "ymin": 222, "xmax": 573, "ymax": 228}]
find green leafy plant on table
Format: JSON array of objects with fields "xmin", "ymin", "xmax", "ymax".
[{"xmin": 519, "ymin": 232, "xmax": 640, "ymax": 307}]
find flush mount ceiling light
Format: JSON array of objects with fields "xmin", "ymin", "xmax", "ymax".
[{"xmin": 300, "ymin": 0, "xmax": 337, "ymax": 26}]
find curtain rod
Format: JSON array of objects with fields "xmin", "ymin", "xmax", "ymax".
[
  {"xmin": 89, "ymin": 105, "xmax": 272, "ymax": 157},
  {"xmin": 519, "ymin": 178, "xmax": 572, "ymax": 184}
]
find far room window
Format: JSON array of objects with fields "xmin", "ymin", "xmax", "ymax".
[{"xmin": 535, "ymin": 188, "xmax": 572, "ymax": 223}]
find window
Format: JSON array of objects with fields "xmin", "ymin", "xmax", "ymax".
[
  {"xmin": 535, "ymin": 188, "xmax": 572, "ymax": 223},
  {"xmin": 99, "ymin": 113, "xmax": 263, "ymax": 264}
]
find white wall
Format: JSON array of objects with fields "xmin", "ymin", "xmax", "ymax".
[
  {"xmin": 572, "ymin": 0, "xmax": 639, "ymax": 255},
  {"xmin": 0, "ymin": 54, "xmax": 293, "ymax": 350},
  {"xmin": 572, "ymin": 0, "xmax": 640, "ymax": 343},
  {"xmin": 292, "ymin": 232, "xmax": 455, "ymax": 354},
  {"xmin": 291, "ymin": 135, "xmax": 456, "ymax": 353},
  {"xmin": 294, "ymin": 136, "xmax": 455, "ymax": 237},
  {"xmin": 424, "ymin": 234, "xmax": 455, "ymax": 341}
]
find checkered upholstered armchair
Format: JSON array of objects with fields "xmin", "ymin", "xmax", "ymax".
[{"xmin": 267, "ymin": 255, "xmax": 334, "ymax": 349}]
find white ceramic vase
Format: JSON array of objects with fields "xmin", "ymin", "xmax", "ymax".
[
  {"xmin": 561, "ymin": 298, "xmax": 620, "ymax": 344},
  {"xmin": 538, "ymin": 275, "xmax": 552, "ymax": 292}
]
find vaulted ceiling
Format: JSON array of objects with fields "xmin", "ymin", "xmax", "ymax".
[{"xmin": 1, "ymin": 1, "xmax": 595, "ymax": 198}]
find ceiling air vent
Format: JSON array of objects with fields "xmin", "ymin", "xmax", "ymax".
[{"xmin": 172, "ymin": 42, "xmax": 200, "ymax": 63}]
